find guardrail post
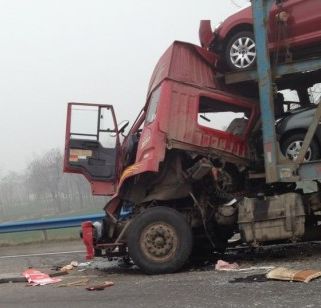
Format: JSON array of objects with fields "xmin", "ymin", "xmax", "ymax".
[{"xmin": 42, "ymin": 230, "xmax": 48, "ymax": 241}]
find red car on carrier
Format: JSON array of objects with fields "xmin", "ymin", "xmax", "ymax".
[{"xmin": 199, "ymin": 0, "xmax": 321, "ymax": 71}]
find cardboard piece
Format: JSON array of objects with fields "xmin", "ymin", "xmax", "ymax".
[{"xmin": 266, "ymin": 267, "xmax": 321, "ymax": 283}]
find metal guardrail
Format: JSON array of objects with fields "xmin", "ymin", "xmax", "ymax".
[{"xmin": 0, "ymin": 213, "xmax": 105, "ymax": 234}]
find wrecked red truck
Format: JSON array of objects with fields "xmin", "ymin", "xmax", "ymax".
[{"xmin": 63, "ymin": 40, "xmax": 321, "ymax": 274}]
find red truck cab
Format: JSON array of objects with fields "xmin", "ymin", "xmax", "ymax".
[{"xmin": 64, "ymin": 41, "xmax": 258, "ymax": 212}]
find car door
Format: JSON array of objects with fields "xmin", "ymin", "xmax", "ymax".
[
  {"xmin": 268, "ymin": 1, "xmax": 283, "ymax": 43},
  {"xmin": 278, "ymin": 0, "xmax": 321, "ymax": 42},
  {"xmin": 64, "ymin": 103, "xmax": 120, "ymax": 196}
]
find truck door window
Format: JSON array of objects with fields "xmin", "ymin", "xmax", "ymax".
[
  {"xmin": 278, "ymin": 89, "xmax": 300, "ymax": 111},
  {"xmin": 145, "ymin": 87, "xmax": 161, "ymax": 124},
  {"xmin": 71, "ymin": 105, "xmax": 98, "ymax": 138},
  {"xmin": 308, "ymin": 83, "xmax": 321, "ymax": 104},
  {"xmin": 198, "ymin": 96, "xmax": 249, "ymax": 136},
  {"xmin": 70, "ymin": 105, "xmax": 116, "ymax": 148}
]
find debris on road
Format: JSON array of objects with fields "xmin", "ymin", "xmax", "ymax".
[
  {"xmin": 229, "ymin": 274, "xmax": 268, "ymax": 284},
  {"xmin": 1, "ymin": 270, "xmax": 67, "ymax": 284},
  {"xmin": 22, "ymin": 269, "xmax": 62, "ymax": 286},
  {"xmin": 215, "ymin": 260, "xmax": 239, "ymax": 271},
  {"xmin": 78, "ymin": 262, "xmax": 92, "ymax": 267},
  {"xmin": 266, "ymin": 267, "xmax": 321, "ymax": 283},
  {"xmin": 232, "ymin": 266, "xmax": 274, "ymax": 272},
  {"xmin": 57, "ymin": 278, "xmax": 89, "ymax": 287},
  {"xmin": 214, "ymin": 260, "xmax": 274, "ymax": 273},
  {"xmin": 86, "ymin": 281, "xmax": 114, "ymax": 291},
  {"xmin": 60, "ymin": 261, "xmax": 79, "ymax": 272},
  {"xmin": 49, "ymin": 271, "xmax": 69, "ymax": 278},
  {"xmin": 77, "ymin": 261, "xmax": 92, "ymax": 271}
]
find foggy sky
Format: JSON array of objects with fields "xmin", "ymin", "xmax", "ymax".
[{"xmin": 0, "ymin": 0, "xmax": 246, "ymax": 172}]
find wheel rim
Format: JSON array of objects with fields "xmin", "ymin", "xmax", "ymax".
[
  {"xmin": 230, "ymin": 37, "xmax": 256, "ymax": 69},
  {"xmin": 140, "ymin": 222, "xmax": 178, "ymax": 263},
  {"xmin": 285, "ymin": 140, "xmax": 312, "ymax": 161}
]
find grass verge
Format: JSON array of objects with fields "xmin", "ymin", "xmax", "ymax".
[{"xmin": 0, "ymin": 227, "xmax": 80, "ymax": 246}]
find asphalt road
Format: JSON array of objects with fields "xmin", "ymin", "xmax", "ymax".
[{"xmin": 1, "ymin": 240, "xmax": 321, "ymax": 307}]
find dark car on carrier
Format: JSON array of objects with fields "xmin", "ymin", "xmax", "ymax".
[{"xmin": 277, "ymin": 104, "xmax": 321, "ymax": 161}]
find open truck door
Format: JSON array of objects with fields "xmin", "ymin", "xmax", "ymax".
[{"xmin": 64, "ymin": 103, "xmax": 120, "ymax": 196}]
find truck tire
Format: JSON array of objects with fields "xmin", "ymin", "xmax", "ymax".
[{"xmin": 127, "ymin": 206, "xmax": 193, "ymax": 274}]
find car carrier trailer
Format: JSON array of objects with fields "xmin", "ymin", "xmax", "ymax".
[{"xmin": 63, "ymin": 0, "xmax": 321, "ymax": 274}]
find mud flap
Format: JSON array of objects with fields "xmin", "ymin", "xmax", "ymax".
[{"xmin": 81, "ymin": 221, "xmax": 94, "ymax": 260}]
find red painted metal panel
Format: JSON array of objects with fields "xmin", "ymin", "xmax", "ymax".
[
  {"xmin": 90, "ymin": 181, "xmax": 116, "ymax": 196},
  {"xmin": 63, "ymin": 102, "xmax": 120, "ymax": 196},
  {"xmin": 147, "ymin": 41, "xmax": 218, "ymax": 98}
]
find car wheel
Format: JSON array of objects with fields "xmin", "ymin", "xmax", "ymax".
[
  {"xmin": 281, "ymin": 133, "xmax": 320, "ymax": 161},
  {"xmin": 225, "ymin": 31, "xmax": 256, "ymax": 71},
  {"xmin": 127, "ymin": 206, "xmax": 193, "ymax": 275}
]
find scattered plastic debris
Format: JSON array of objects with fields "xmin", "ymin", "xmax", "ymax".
[
  {"xmin": 214, "ymin": 260, "xmax": 274, "ymax": 272},
  {"xmin": 215, "ymin": 260, "xmax": 240, "ymax": 271},
  {"xmin": 266, "ymin": 267, "xmax": 321, "ymax": 283},
  {"xmin": 233, "ymin": 266, "xmax": 274, "ymax": 272},
  {"xmin": 22, "ymin": 269, "xmax": 62, "ymax": 286},
  {"xmin": 86, "ymin": 281, "xmax": 114, "ymax": 291},
  {"xmin": 60, "ymin": 261, "xmax": 79, "ymax": 272},
  {"xmin": 78, "ymin": 262, "xmax": 92, "ymax": 267},
  {"xmin": 77, "ymin": 261, "xmax": 92, "ymax": 272}
]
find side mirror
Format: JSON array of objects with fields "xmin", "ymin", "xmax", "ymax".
[{"xmin": 118, "ymin": 120, "xmax": 130, "ymax": 134}]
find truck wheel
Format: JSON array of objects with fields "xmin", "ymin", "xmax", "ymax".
[{"xmin": 127, "ymin": 207, "xmax": 193, "ymax": 274}]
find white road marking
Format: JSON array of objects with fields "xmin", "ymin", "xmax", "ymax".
[{"xmin": 0, "ymin": 250, "xmax": 85, "ymax": 259}]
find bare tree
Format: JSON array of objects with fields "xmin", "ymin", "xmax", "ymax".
[{"xmin": 1, "ymin": 148, "xmax": 106, "ymax": 222}]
